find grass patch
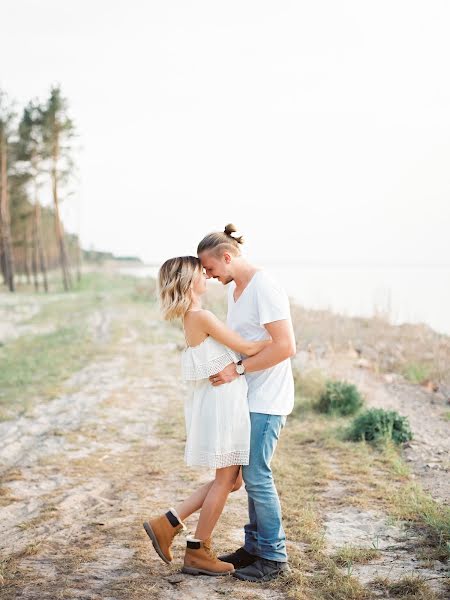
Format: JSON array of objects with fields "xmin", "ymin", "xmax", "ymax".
[
  {"xmin": 332, "ymin": 545, "xmax": 381, "ymax": 567},
  {"xmin": 0, "ymin": 269, "xmax": 159, "ymax": 419},
  {"xmin": 372, "ymin": 574, "xmax": 438, "ymax": 599},
  {"xmin": 389, "ymin": 483, "xmax": 450, "ymax": 561},
  {"xmin": 0, "ymin": 326, "xmax": 93, "ymax": 416},
  {"xmin": 403, "ymin": 362, "xmax": 431, "ymax": 384}
]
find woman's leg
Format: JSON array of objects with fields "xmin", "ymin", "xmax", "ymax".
[
  {"xmin": 174, "ymin": 467, "xmax": 242, "ymax": 522},
  {"xmin": 194, "ymin": 465, "xmax": 241, "ymax": 540}
]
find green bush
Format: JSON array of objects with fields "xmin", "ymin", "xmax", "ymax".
[
  {"xmin": 347, "ymin": 408, "xmax": 413, "ymax": 444},
  {"xmin": 316, "ymin": 380, "xmax": 364, "ymax": 416}
]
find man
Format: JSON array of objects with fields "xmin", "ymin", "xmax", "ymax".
[{"xmin": 197, "ymin": 224, "xmax": 296, "ymax": 582}]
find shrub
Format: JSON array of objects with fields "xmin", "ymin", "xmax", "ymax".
[
  {"xmin": 316, "ymin": 380, "xmax": 364, "ymax": 416},
  {"xmin": 347, "ymin": 408, "xmax": 412, "ymax": 444}
]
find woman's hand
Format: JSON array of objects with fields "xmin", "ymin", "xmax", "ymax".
[{"xmin": 246, "ymin": 338, "xmax": 272, "ymax": 356}]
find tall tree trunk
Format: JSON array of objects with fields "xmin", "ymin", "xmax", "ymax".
[
  {"xmin": 51, "ymin": 137, "xmax": 71, "ymax": 291},
  {"xmin": 36, "ymin": 202, "xmax": 48, "ymax": 292},
  {"xmin": 24, "ymin": 219, "xmax": 32, "ymax": 284},
  {"xmin": 35, "ymin": 200, "xmax": 48, "ymax": 293},
  {"xmin": 31, "ymin": 203, "xmax": 39, "ymax": 291},
  {"xmin": 0, "ymin": 230, "xmax": 6, "ymax": 284},
  {"xmin": 31, "ymin": 153, "xmax": 48, "ymax": 292},
  {"xmin": 0, "ymin": 130, "xmax": 14, "ymax": 291},
  {"xmin": 75, "ymin": 238, "xmax": 82, "ymax": 283}
]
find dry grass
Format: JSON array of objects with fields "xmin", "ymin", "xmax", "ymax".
[
  {"xmin": 290, "ymin": 303, "xmax": 450, "ymax": 387},
  {"xmin": 371, "ymin": 574, "xmax": 439, "ymax": 599},
  {"xmin": 332, "ymin": 546, "xmax": 381, "ymax": 567},
  {"xmin": 268, "ymin": 374, "xmax": 449, "ymax": 599}
]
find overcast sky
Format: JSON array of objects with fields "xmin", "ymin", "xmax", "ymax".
[{"xmin": 1, "ymin": 1, "xmax": 449, "ymax": 265}]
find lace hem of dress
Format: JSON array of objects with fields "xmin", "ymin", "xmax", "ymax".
[
  {"xmin": 182, "ymin": 351, "xmax": 237, "ymax": 380},
  {"xmin": 185, "ymin": 448, "xmax": 250, "ymax": 468}
]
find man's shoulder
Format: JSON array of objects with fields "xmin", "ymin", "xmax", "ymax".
[{"xmin": 254, "ymin": 270, "xmax": 286, "ymax": 295}]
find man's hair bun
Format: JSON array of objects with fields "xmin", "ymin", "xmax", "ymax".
[{"xmin": 224, "ymin": 223, "xmax": 244, "ymax": 244}]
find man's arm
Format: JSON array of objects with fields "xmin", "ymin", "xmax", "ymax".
[
  {"xmin": 209, "ymin": 319, "xmax": 296, "ymax": 386},
  {"xmin": 242, "ymin": 319, "xmax": 296, "ymax": 372}
]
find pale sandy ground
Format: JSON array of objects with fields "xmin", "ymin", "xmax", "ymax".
[
  {"xmin": 0, "ymin": 295, "xmax": 449, "ymax": 598},
  {"xmin": 0, "ymin": 303, "xmax": 284, "ymax": 599},
  {"xmin": 293, "ymin": 351, "xmax": 450, "ymax": 595}
]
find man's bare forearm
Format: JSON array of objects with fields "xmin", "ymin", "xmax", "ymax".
[{"xmin": 242, "ymin": 342, "xmax": 295, "ymax": 373}]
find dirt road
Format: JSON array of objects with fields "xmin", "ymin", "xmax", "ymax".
[{"xmin": 1, "ymin": 289, "xmax": 448, "ymax": 599}]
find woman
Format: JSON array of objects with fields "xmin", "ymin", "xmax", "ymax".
[{"xmin": 143, "ymin": 256, "xmax": 270, "ymax": 576}]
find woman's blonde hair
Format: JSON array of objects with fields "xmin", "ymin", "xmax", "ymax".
[
  {"xmin": 197, "ymin": 223, "xmax": 244, "ymax": 257},
  {"xmin": 158, "ymin": 256, "xmax": 202, "ymax": 321}
]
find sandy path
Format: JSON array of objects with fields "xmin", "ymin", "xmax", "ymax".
[
  {"xmin": 1, "ymin": 298, "xmax": 449, "ymax": 598},
  {"xmin": 0, "ymin": 311, "xmax": 284, "ymax": 600}
]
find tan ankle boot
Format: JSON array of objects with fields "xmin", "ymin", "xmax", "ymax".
[
  {"xmin": 182, "ymin": 537, "xmax": 234, "ymax": 576},
  {"xmin": 143, "ymin": 510, "xmax": 185, "ymax": 564}
]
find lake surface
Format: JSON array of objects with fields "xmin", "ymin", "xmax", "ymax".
[{"xmin": 120, "ymin": 263, "xmax": 450, "ymax": 336}]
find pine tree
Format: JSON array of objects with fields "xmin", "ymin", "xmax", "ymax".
[
  {"xmin": 17, "ymin": 101, "xmax": 49, "ymax": 291},
  {"xmin": 0, "ymin": 90, "xmax": 16, "ymax": 291},
  {"xmin": 42, "ymin": 86, "xmax": 75, "ymax": 291}
]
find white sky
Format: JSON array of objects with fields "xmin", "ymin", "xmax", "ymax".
[{"xmin": 1, "ymin": 1, "xmax": 449, "ymax": 265}]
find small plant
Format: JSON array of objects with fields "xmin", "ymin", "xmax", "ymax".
[
  {"xmin": 316, "ymin": 380, "xmax": 364, "ymax": 416},
  {"xmin": 403, "ymin": 362, "xmax": 430, "ymax": 384},
  {"xmin": 347, "ymin": 408, "xmax": 412, "ymax": 445},
  {"xmin": 371, "ymin": 535, "xmax": 380, "ymax": 550},
  {"xmin": 333, "ymin": 545, "xmax": 380, "ymax": 567}
]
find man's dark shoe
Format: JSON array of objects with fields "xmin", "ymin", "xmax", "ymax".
[
  {"xmin": 233, "ymin": 557, "xmax": 290, "ymax": 582},
  {"xmin": 218, "ymin": 546, "xmax": 258, "ymax": 569}
]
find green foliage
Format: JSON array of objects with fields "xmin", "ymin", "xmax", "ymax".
[
  {"xmin": 0, "ymin": 271, "xmax": 138, "ymax": 418},
  {"xmin": 403, "ymin": 362, "xmax": 430, "ymax": 383},
  {"xmin": 0, "ymin": 326, "xmax": 92, "ymax": 417},
  {"xmin": 347, "ymin": 408, "xmax": 412, "ymax": 444},
  {"xmin": 317, "ymin": 380, "xmax": 364, "ymax": 416}
]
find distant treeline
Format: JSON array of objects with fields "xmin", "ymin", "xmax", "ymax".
[{"xmin": 0, "ymin": 85, "xmax": 80, "ymax": 292}]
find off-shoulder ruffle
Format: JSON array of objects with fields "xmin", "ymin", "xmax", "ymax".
[{"xmin": 181, "ymin": 336, "xmax": 239, "ymax": 381}]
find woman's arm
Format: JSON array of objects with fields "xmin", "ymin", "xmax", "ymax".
[{"xmin": 195, "ymin": 310, "xmax": 270, "ymax": 356}]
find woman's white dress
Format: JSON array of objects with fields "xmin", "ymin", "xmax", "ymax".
[{"xmin": 181, "ymin": 336, "xmax": 250, "ymax": 469}]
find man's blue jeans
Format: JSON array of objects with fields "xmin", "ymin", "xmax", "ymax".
[{"xmin": 242, "ymin": 412, "xmax": 287, "ymax": 563}]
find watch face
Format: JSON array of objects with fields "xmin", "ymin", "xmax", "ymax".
[{"xmin": 236, "ymin": 363, "xmax": 245, "ymax": 375}]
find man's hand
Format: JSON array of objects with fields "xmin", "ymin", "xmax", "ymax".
[{"xmin": 209, "ymin": 363, "xmax": 239, "ymax": 386}]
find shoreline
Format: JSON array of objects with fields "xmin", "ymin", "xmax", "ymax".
[{"xmin": 114, "ymin": 262, "xmax": 450, "ymax": 337}]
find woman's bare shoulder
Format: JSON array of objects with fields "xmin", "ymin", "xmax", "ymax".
[{"xmin": 184, "ymin": 309, "xmax": 214, "ymax": 323}]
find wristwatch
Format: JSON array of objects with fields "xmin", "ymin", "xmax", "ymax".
[{"xmin": 236, "ymin": 360, "xmax": 246, "ymax": 376}]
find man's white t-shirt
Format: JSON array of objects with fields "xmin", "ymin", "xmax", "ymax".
[{"xmin": 227, "ymin": 270, "xmax": 295, "ymax": 416}]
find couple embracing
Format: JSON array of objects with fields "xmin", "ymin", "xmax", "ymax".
[{"xmin": 143, "ymin": 224, "xmax": 296, "ymax": 583}]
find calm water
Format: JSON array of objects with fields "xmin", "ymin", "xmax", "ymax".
[{"xmin": 121, "ymin": 263, "xmax": 450, "ymax": 336}]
